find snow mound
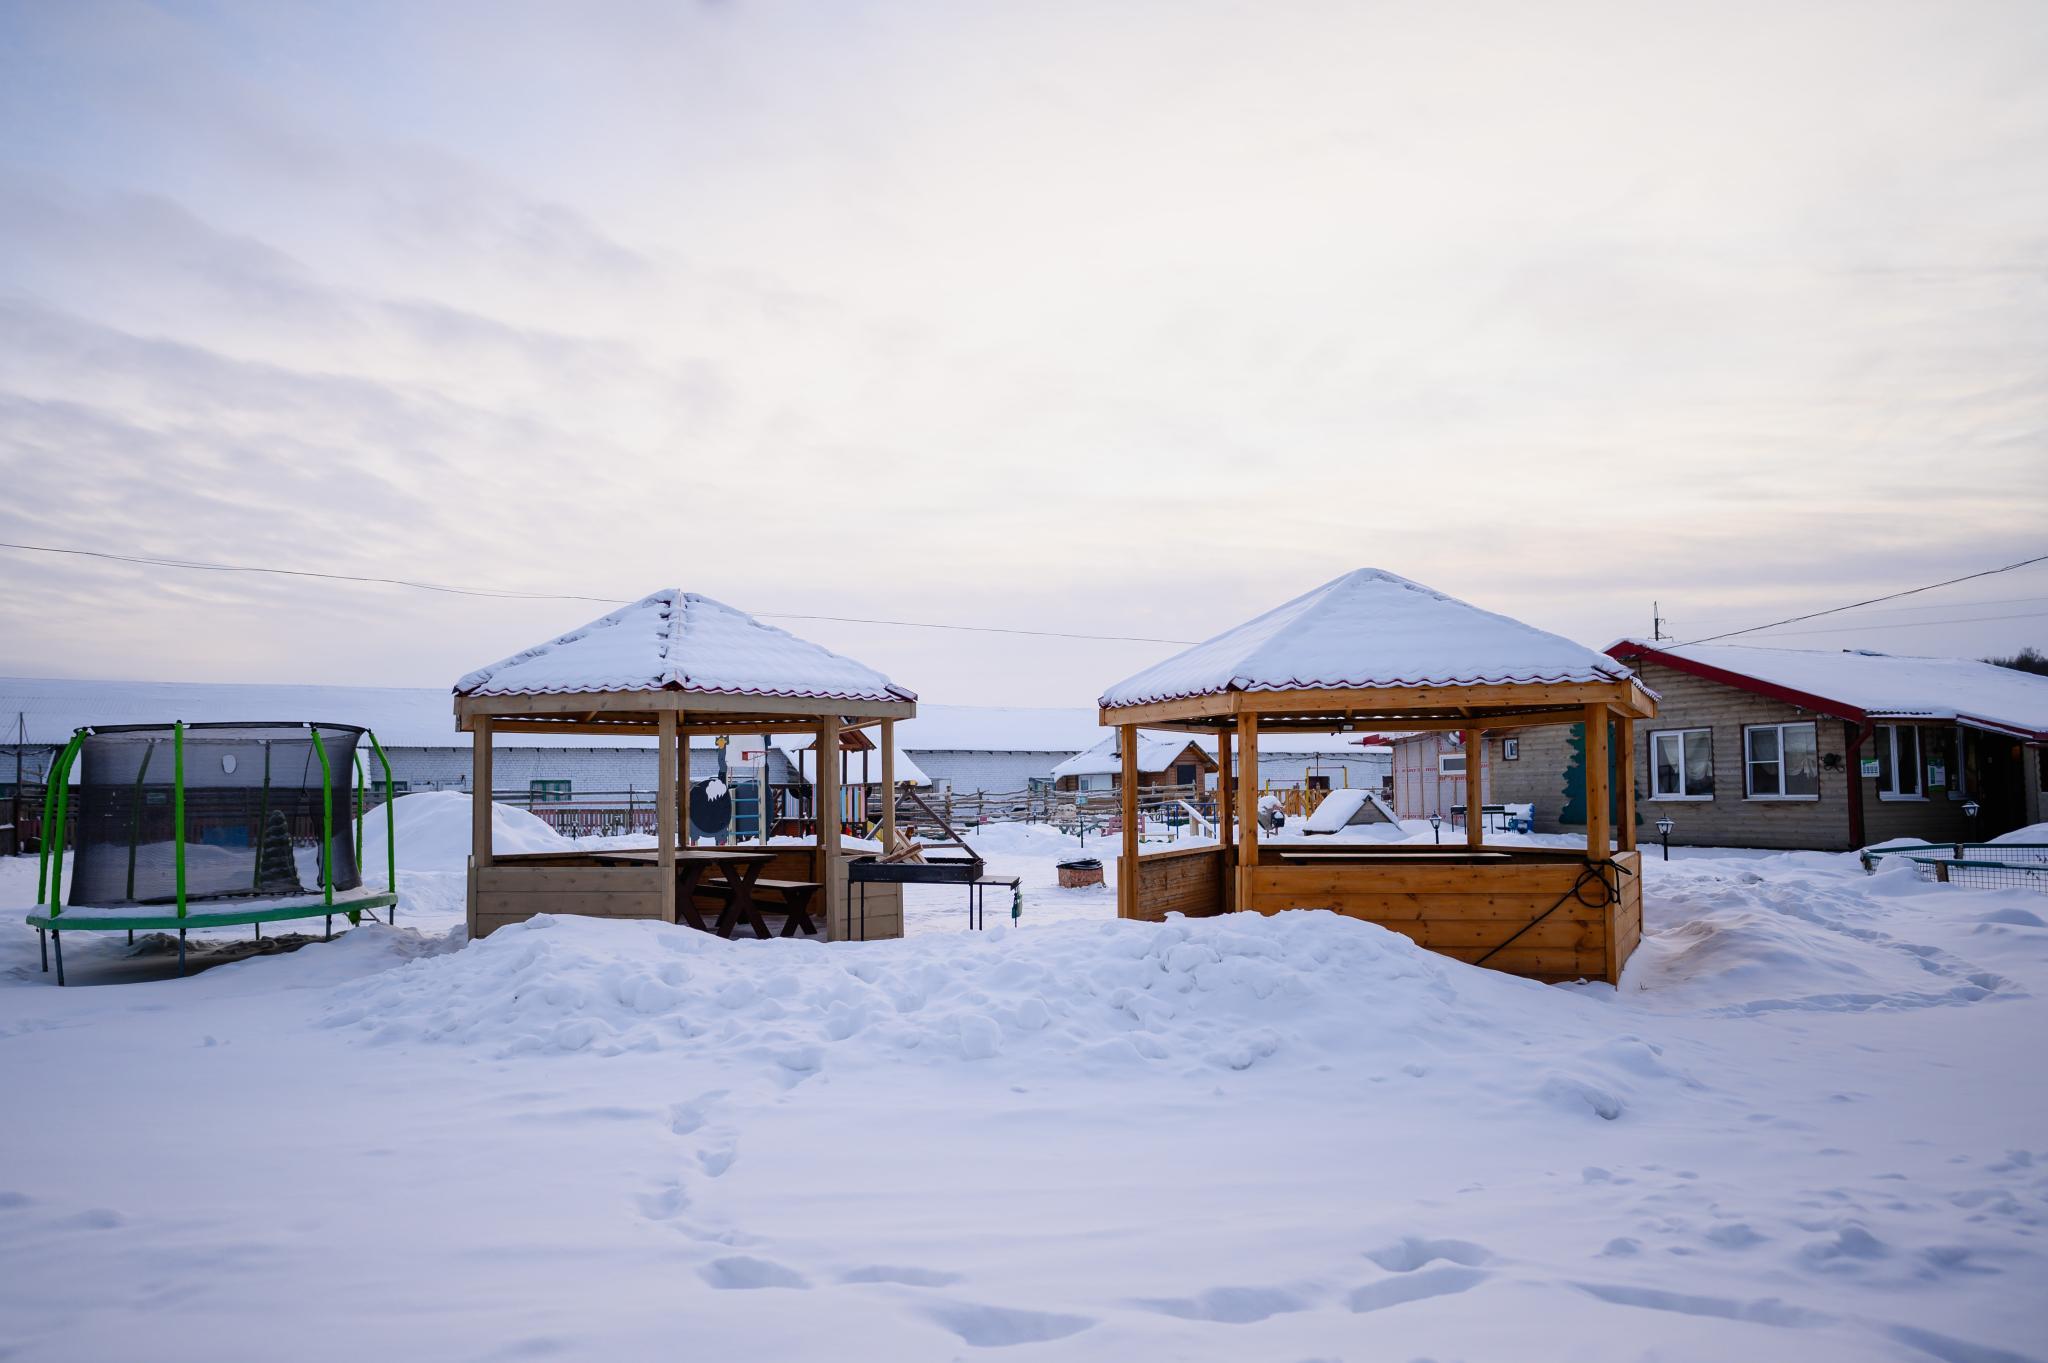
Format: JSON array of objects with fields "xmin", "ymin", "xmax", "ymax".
[
  {"xmin": 1990, "ymin": 822, "xmax": 2048, "ymax": 845},
  {"xmin": 321, "ymin": 911, "xmax": 1693, "ymax": 1119},
  {"xmin": 361, "ymin": 792, "xmax": 568, "ymax": 874}
]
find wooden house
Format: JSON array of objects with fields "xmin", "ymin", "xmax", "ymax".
[
  {"xmin": 1051, "ymin": 732, "xmax": 1216, "ymax": 795},
  {"xmin": 1100, "ymin": 568, "xmax": 1656, "ymax": 984}
]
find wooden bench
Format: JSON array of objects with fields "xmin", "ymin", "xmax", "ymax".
[{"xmin": 692, "ymin": 877, "xmax": 823, "ymax": 938}]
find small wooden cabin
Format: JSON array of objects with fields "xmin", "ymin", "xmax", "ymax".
[
  {"xmin": 1100, "ymin": 569, "xmax": 1657, "ymax": 984},
  {"xmin": 1050, "ymin": 733, "xmax": 1216, "ymax": 796},
  {"xmin": 454, "ymin": 589, "xmax": 918, "ymax": 941}
]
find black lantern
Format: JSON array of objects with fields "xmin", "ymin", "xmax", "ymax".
[
  {"xmin": 1428, "ymin": 811, "xmax": 1443, "ymax": 845},
  {"xmin": 1655, "ymin": 815, "xmax": 1676, "ymax": 862}
]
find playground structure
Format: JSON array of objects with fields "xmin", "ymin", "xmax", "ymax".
[
  {"xmin": 1100, "ymin": 569, "xmax": 1658, "ymax": 984},
  {"xmin": 25, "ymin": 722, "xmax": 399, "ymax": 984}
]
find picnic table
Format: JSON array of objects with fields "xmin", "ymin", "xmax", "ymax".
[{"xmin": 590, "ymin": 849, "xmax": 817, "ymax": 938}]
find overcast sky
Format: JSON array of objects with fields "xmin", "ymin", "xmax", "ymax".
[{"xmin": 2, "ymin": 0, "xmax": 2044, "ymax": 707}]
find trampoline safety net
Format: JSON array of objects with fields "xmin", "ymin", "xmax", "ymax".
[{"xmin": 67, "ymin": 724, "xmax": 367, "ymax": 908}]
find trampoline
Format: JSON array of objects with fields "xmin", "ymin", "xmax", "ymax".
[{"xmin": 24, "ymin": 722, "xmax": 399, "ymax": 985}]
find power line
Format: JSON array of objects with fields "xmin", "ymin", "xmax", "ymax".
[
  {"xmin": 1737, "ymin": 608, "xmax": 2048, "ymax": 640},
  {"xmin": 0, "ymin": 539, "xmax": 1201, "ymax": 647},
  {"xmin": 1673, "ymin": 553, "xmax": 2048, "ymax": 647}
]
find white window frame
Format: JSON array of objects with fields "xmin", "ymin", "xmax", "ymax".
[
  {"xmin": 1874, "ymin": 723, "xmax": 1926, "ymax": 801},
  {"xmin": 1438, "ymin": 752, "xmax": 1467, "ymax": 776},
  {"xmin": 1743, "ymin": 722, "xmax": 1819, "ymax": 801},
  {"xmin": 1648, "ymin": 728, "xmax": 1714, "ymax": 801}
]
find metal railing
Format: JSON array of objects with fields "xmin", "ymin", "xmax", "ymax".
[{"xmin": 1860, "ymin": 842, "xmax": 2048, "ymax": 894}]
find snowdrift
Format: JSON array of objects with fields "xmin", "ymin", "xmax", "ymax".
[
  {"xmin": 324, "ymin": 910, "xmax": 1693, "ymax": 1122},
  {"xmin": 361, "ymin": 792, "xmax": 568, "ymax": 874}
]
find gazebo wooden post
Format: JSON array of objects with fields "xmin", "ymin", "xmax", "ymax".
[
  {"xmin": 1216, "ymin": 726, "xmax": 1234, "ymax": 847},
  {"xmin": 818, "ymin": 715, "xmax": 843, "ymax": 939},
  {"xmin": 1616, "ymin": 713, "xmax": 1637, "ymax": 852},
  {"xmin": 1465, "ymin": 727, "xmax": 1484, "ymax": 849},
  {"xmin": 1119, "ymin": 724, "xmax": 1139, "ymax": 919},
  {"xmin": 1236, "ymin": 711, "xmax": 1259, "ymax": 910},
  {"xmin": 880, "ymin": 718, "xmax": 897, "ymax": 853},
  {"xmin": 468, "ymin": 713, "xmax": 493, "ymax": 939},
  {"xmin": 656, "ymin": 709, "xmax": 678, "ymax": 925},
  {"xmin": 1584, "ymin": 703, "xmax": 1611, "ymax": 858}
]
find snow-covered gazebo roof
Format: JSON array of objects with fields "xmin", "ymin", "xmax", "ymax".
[
  {"xmin": 457, "ymin": 590, "xmax": 914, "ymax": 706},
  {"xmin": 1103, "ymin": 569, "xmax": 1637, "ymax": 710}
]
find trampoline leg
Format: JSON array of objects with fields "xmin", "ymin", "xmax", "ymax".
[
  {"xmin": 254, "ymin": 922, "xmax": 261, "ymax": 941},
  {"xmin": 127, "ymin": 929, "xmax": 134, "ymax": 945},
  {"xmin": 324, "ymin": 914, "xmax": 332, "ymax": 942},
  {"xmin": 38, "ymin": 928, "xmax": 47, "ymax": 973},
  {"xmin": 178, "ymin": 929, "xmax": 187, "ymax": 977},
  {"xmin": 53, "ymin": 932, "xmax": 64, "ymax": 987}
]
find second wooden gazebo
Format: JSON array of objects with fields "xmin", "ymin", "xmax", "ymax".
[
  {"xmin": 1099, "ymin": 569, "xmax": 1658, "ymax": 983},
  {"xmin": 454, "ymin": 589, "xmax": 917, "ymax": 942}
]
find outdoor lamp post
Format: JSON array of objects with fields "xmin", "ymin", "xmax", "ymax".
[
  {"xmin": 1959, "ymin": 800, "xmax": 1981, "ymax": 860},
  {"xmin": 1428, "ymin": 812, "xmax": 1443, "ymax": 844},
  {"xmin": 1655, "ymin": 815, "xmax": 1676, "ymax": 862}
]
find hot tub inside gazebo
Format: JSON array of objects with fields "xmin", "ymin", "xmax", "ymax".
[{"xmin": 1099, "ymin": 570, "xmax": 1657, "ymax": 984}]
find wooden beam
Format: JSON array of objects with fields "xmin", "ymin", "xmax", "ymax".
[
  {"xmin": 1099, "ymin": 679, "xmax": 1652, "ymax": 731},
  {"xmin": 1119, "ymin": 724, "xmax": 1140, "ymax": 920},
  {"xmin": 1465, "ymin": 728, "xmax": 1484, "ymax": 849},
  {"xmin": 458, "ymin": 689, "xmax": 915, "ymax": 722},
  {"xmin": 818, "ymin": 715, "xmax": 843, "ymax": 939},
  {"xmin": 880, "ymin": 718, "xmax": 897, "ymax": 854},
  {"xmin": 1616, "ymin": 713, "xmax": 1637, "ymax": 852},
  {"xmin": 657, "ymin": 709, "xmax": 677, "ymax": 925},
  {"xmin": 468, "ymin": 713, "xmax": 493, "ymax": 941},
  {"xmin": 1216, "ymin": 725, "xmax": 1234, "ymax": 848},
  {"xmin": 1584, "ymin": 703, "xmax": 1611, "ymax": 859},
  {"xmin": 1236, "ymin": 712, "xmax": 1260, "ymax": 914}
]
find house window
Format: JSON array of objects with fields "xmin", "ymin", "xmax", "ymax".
[
  {"xmin": 1649, "ymin": 728, "xmax": 1714, "ymax": 800},
  {"xmin": 1874, "ymin": 724, "xmax": 1923, "ymax": 800},
  {"xmin": 1438, "ymin": 752, "xmax": 1467, "ymax": 776},
  {"xmin": 1306, "ymin": 774, "xmax": 1331, "ymax": 791},
  {"xmin": 1744, "ymin": 723, "xmax": 1818, "ymax": 799},
  {"xmin": 1174, "ymin": 763, "xmax": 1197, "ymax": 787},
  {"xmin": 1081, "ymin": 773, "xmax": 1113, "ymax": 792},
  {"xmin": 529, "ymin": 779, "xmax": 571, "ymax": 803}
]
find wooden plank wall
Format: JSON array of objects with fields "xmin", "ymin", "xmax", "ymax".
[
  {"xmin": 1240, "ymin": 858, "xmax": 1613, "ymax": 983},
  {"xmin": 1610, "ymin": 849, "xmax": 1643, "ymax": 980},
  {"xmin": 473, "ymin": 859, "xmax": 665, "ymax": 939},
  {"xmin": 1130, "ymin": 846, "xmax": 1235, "ymax": 921}
]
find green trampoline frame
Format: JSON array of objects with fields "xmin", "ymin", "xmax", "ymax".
[{"xmin": 26, "ymin": 722, "xmax": 401, "ymax": 985}]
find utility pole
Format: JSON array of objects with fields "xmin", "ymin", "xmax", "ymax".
[{"xmin": 1652, "ymin": 602, "xmax": 1667, "ymax": 642}]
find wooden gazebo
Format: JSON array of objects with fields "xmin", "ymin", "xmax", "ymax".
[
  {"xmin": 454, "ymin": 590, "xmax": 916, "ymax": 941},
  {"xmin": 1100, "ymin": 569, "xmax": 1658, "ymax": 983}
]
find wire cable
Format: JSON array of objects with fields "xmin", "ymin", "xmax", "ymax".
[{"xmin": 1672, "ymin": 553, "xmax": 2048, "ymax": 647}]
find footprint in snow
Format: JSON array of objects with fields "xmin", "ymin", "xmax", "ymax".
[
  {"xmin": 698, "ymin": 1255, "xmax": 809, "ymax": 1290},
  {"xmin": 1363, "ymin": 1236, "xmax": 1491, "ymax": 1272},
  {"xmin": 698, "ymin": 1131, "xmax": 739, "ymax": 1178},
  {"xmin": 667, "ymin": 1090, "xmax": 728, "ymax": 1137},
  {"xmin": 919, "ymin": 1301, "xmax": 1095, "ymax": 1348},
  {"xmin": 839, "ymin": 1264, "xmax": 964, "ymax": 1287},
  {"xmin": 1134, "ymin": 1284, "xmax": 1313, "ymax": 1324}
]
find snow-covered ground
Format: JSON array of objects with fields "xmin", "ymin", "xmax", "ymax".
[{"xmin": 2, "ymin": 799, "xmax": 2044, "ymax": 1362}]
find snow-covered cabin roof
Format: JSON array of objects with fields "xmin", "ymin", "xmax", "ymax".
[
  {"xmin": 770, "ymin": 733, "xmax": 932, "ymax": 787},
  {"xmin": 1609, "ymin": 640, "xmax": 2048, "ymax": 741},
  {"xmin": 455, "ymin": 590, "xmax": 915, "ymax": 705},
  {"xmin": 1053, "ymin": 733, "xmax": 1216, "ymax": 779},
  {"xmin": 1100, "ymin": 569, "xmax": 1635, "ymax": 708}
]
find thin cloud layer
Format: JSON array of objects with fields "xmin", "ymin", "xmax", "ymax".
[{"xmin": 1, "ymin": 0, "xmax": 2044, "ymax": 702}]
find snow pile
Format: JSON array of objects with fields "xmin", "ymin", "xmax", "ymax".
[
  {"xmin": 1302, "ymin": 788, "xmax": 1400, "ymax": 835},
  {"xmin": 360, "ymin": 792, "xmax": 567, "ymax": 874},
  {"xmin": 323, "ymin": 911, "xmax": 1683, "ymax": 1119}
]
